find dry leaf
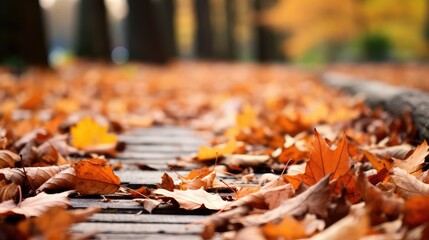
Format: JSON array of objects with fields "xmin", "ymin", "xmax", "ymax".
[
  {"xmin": 179, "ymin": 167, "xmax": 216, "ymax": 190},
  {"xmin": 357, "ymin": 170, "xmax": 403, "ymax": 225},
  {"xmin": 37, "ymin": 167, "xmax": 76, "ymax": 192},
  {"xmin": 241, "ymin": 174, "xmax": 331, "ymax": 226},
  {"xmin": 158, "ymin": 173, "xmax": 175, "ymax": 191},
  {"xmin": 17, "ymin": 206, "xmax": 100, "ymax": 240},
  {"xmin": 393, "ymin": 141, "xmax": 429, "ymax": 175},
  {"xmin": 70, "ymin": 117, "xmax": 117, "ymax": 151},
  {"xmin": 302, "ymin": 130, "xmax": 350, "ymax": 186},
  {"xmin": 0, "ymin": 165, "xmax": 70, "ymax": 189},
  {"xmin": 223, "ymin": 154, "xmax": 270, "ymax": 167},
  {"xmin": 262, "ymin": 215, "xmax": 308, "ymax": 239},
  {"xmin": 0, "ymin": 178, "xmax": 19, "ymax": 203},
  {"xmin": 310, "ymin": 208, "xmax": 369, "ymax": 240},
  {"xmin": 197, "ymin": 139, "xmax": 236, "ymax": 161},
  {"xmin": 154, "ymin": 188, "xmax": 229, "ymax": 210},
  {"xmin": 390, "ymin": 167, "xmax": 429, "ymax": 199},
  {"xmin": 134, "ymin": 198, "xmax": 162, "ymax": 213},
  {"xmin": 362, "ymin": 150, "xmax": 393, "ymax": 171},
  {"xmin": 73, "ymin": 159, "xmax": 121, "ymax": 195},
  {"xmin": 0, "ymin": 190, "xmax": 73, "ymax": 217},
  {"xmin": 403, "ymin": 196, "xmax": 429, "ymax": 228},
  {"xmin": 0, "ymin": 150, "xmax": 20, "ymax": 168}
]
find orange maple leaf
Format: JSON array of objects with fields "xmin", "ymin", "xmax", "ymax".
[{"xmin": 302, "ymin": 129, "xmax": 350, "ymax": 185}]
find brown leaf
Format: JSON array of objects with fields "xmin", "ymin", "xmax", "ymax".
[
  {"xmin": 153, "ymin": 188, "xmax": 229, "ymax": 210},
  {"xmin": 37, "ymin": 167, "xmax": 76, "ymax": 192},
  {"xmin": 0, "ymin": 178, "xmax": 19, "ymax": 203},
  {"xmin": 130, "ymin": 186, "xmax": 149, "ymax": 198},
  {"xmin": 158, "ymin": 173, "xmax": 175, "ymax": 191},
  {"xmin": 0, "ymin": 190, "xmax": 73, "ymax": 217},
  {"xmin": 357, "ymin": 170, "xmax": 403, "ymax": 225},
  {"xmin": 331, "ymin": 170, "xmax": 360, "ymax": 204},
  {"xmin": 134, "ymin": 198, "xmax": 162, "ymax": 213},
  {"xmin": 73, "ymin": 159, "xmax": 121, "ymax": 195},
  {"xmin": 362, "ymin": 150, "xmax": 393, "ymax": 171},
  {"xmin": 17, "ymin": 206, "xmax": 100, "ymax": 240},
  {"xmin": 0, "ymin": 165, "xmax": 70, "ymax": 189},
  {"xmin": 393, "ymin": 141, "xmax": 429, "ymax": 175},
  {"xmin": 19, "ymin": 141, "xmax": 37, "ymax": 166},
  {"xmin": 369, "ymin": 144, "xmax": 413, "ymax": 160},
  {"xmin": 36, "ymin": 144, "xmax": 60, "ymax": 165},
  {"xmin": 302, "ymin": 130, "xmax": 350, "ymax": 186},
  {"xmin": 241, "ymin": 174, "xmax": 331, "ymax": 226},
  {"xmin": 0, "ymin": 150, "xmax": 20, "ymax": 168},
  {"xmin": 403, "ymin": 196, "xmax": 429, "ymax": 228},
  {"xmin": 390, "ymin": 167, "xmax": 429, "ymax": 199}
]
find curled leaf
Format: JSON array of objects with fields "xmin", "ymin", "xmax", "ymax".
[
  {"xmin": 154, "ymin": 188, "xmax": 229, "ymax": 210},
  {"xmin": 0, "ymin": 150, "xmax": 20, "ymax": 168}
]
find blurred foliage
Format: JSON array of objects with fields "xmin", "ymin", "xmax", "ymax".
[{"xmin": 262, "ymin": 0, "xmax": 428, "ymax": 62}]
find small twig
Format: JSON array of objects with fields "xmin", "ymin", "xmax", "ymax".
[
  {"xmin": 219, "ymin": 179, "xmax": 237, "ymax": 194},
  {"xmin": 20, "ymin": 154, "xmax": 36, "ymax": 195}
]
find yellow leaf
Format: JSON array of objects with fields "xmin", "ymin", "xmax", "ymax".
[
  {"xmin": 236, "ymin": 105, "xmax": 257, "ymax": 128},
  {"xmin": 70, "ymin": 117, "xmax": 117, "ymax": 150},
  {"xmin": 197, "ymin": 139, "xmax": 236, "ymax": 161}
]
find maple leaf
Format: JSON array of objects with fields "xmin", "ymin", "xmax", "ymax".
[
  {"xmin": 153, "ymin": 188, "xmax": 229, "ymax": 210},
  {"xmin": 403, "ymin": 196, "xmax": 429, "ymax": 228},
  {"xmin": 302, "ymin": 129, "xmax": 350, "ymax": 186},
  {"xmin": 70, "ymin": 117, "xmax": 117, "ymax": 150},
  {"xmin": 0, "ymin": 191, "xmax": 73, "ymax": 217},
  {"xmin": 0, "ymin": 150, "xmax": 20, "ymax": 168},
  {"xmin": 241, "ymin": 174, "xmax": 331, "ymax": 226},
  {"xmin": 390, "ymin": 167, "xmax": 429, "ymax": 199},
  {"xmin": 197, "ymin": 139, "xmax": 236, "ymax": 161},
  {"xmin": 73, "ymin": 159, "xmax": 121, "ymax": 195}
]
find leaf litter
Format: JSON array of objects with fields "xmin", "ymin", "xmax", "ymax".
[{"xmin": 0, "ymin": 62, "xmax": 428, "ymax": 239}]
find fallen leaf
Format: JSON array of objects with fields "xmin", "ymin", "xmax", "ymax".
[
  {"xmin": 0, "ymin": 165, "xmax": 70, "ymax": 189},
  {"xmin": 236, "ymin": 226, "xmax": 265, "ymax": 240},
  {"xmin": 17, "ymin": 206, "xmax": 100, "ymax": 240},
  {"xmin": 331, "ymin": 169, "xmax": 360, "ymax": 204},
  {"xmin": 179, "ymin": 167, "xmax": 216, "ymax": 190},
  {"xmin": 390, "ymin": 167, "xmax": 429, "ymax": 199},
  {"xmin": 0, "ymin": 191, "xmax": 73, "ymax": 217},
  {"xmin": 0, "ymin": 150, "xmax": 20, "ymax": 168},
  {"xmin": 403, "ymin": 196, "xmax": 429, "ymax": 228},
  {"xmin": 393, "ymin": 141, "xmax": 429, "ymax": 175},
  {"xmin": 357, "ymin": 170, "xmax": 403, "ymax": 225},
  {"xmin": 70, "ymin": 117, "xmax": 117, "ymax": 151},
  {"xmin": 130, "ymin": 186, "xmax": 149, "ymax": 198},
  {"xmin": 241, "ymin": 174, "xmax": 331, "ymax": 226},
  {"xmin": 197, "ymin": 139, "xmax": 236, "ymax": 161},
  {"xmin": 302, "ymin": 130, "xmax": 350, "ymax": 186},
  {"xmin": 223, "ymin": 154, "xmax": 270, "ymax": 167},
  {"xmin": 262, "ymin": 215, "xmax": 308, "ymax": 239},
  {"xmin": 362, "ymin": 150, "xmax": 393, "ymax": 171},
  {"xmin": 201, "ymin": 206, "xmax": 250, "ymax": 239},
  {"xmin": 73, "ymin": 159, "xmax": 121, "ymax": 195},
  {"xmin": 158, "ymin": 173, "xmax": 175, "ymax": 191},
  {"xmin": 153, "ymin": 188, "xmax": 229, "ymax": 210},
  {"xmin": 369, "ymin": 144, "xmax": 413, "ymax": 160},
  {"xmin": 310, "ymin": 208, "xmax": 369, "ymax": 240},
  {"xmin": 134, "ymin": 198, "xmax": 162, "ymax": 213},
  {"xmin": 37, "ymin": 167, "xmax": 76, "ymax": 192},
  {"xmin": 0, "ymin": 178, "xmax": 19, "ymax": 202}
]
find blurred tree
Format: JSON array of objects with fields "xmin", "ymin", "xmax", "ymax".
[
  {"xmin": 0, "ymin": 0, "xmax": 48, "ymax": 67},
  {"xmin": 194, "ymin": 0, "xmax": 213, "ymax": 59},
  {"xmin": 75, "ymin": 0, "xmax": 111, "ymax": 61},
  {"xmin": 127, "ymin": 0, "xmax": 173, "ymax": 64}
]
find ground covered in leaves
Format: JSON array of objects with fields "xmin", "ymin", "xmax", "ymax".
[{"xmin": 0, "ymin": 62, "xmax": 428, "ymax": 239}]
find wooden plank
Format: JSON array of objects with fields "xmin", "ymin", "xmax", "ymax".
[
  {"xmin": 125, "ymin": 127, "xmax": 196, "ymax": 135},
  {"xmin": 118, "ymin": 136, "xmax": 207, "ymax": 145},
  {"xmin": 89, "ymin": 233, "xmax": 201, "ymax": 240},
  {"xmin": 72, "ymin": 222, "xmax": 203, "ymax": 234},
  {"xmin": 124, "ymin": 145, "xmax": 198, "ymax": 153},
  {"xmin": 115, "ymin": 170, "xmax": 187, "ymax": 185},
  {"xmin": 116, "ymin": 152, "xmax": 186, "ymax": 160},
  {"xmin": 88, "ymin": 213, "xmax": 207, "ymax": 224}
]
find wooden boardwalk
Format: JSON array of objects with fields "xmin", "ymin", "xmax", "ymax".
[{"xmin": 71, "ymin": 127, "xmax": 211, "ymax": 239}]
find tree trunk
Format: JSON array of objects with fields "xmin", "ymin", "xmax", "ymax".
[
  {"xmin": 75, "ymin": 0, "xmax": 111, "ymax": 61},
  {"xmin": 0, "ymin": 0, "xmax": 48, "ymax": 68},
  {"xmin": 194, "ymin": 0, "xmax": 213, "ymax": 59}
]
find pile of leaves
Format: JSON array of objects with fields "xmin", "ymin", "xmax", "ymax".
[{"xmin": 0, "ymin": 62, "xmax": 428, "ymax": 239}]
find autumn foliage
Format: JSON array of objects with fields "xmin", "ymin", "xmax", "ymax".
[{"xmin": 0, "ymin": 62, "xmax": 428, "ymax": 239}]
